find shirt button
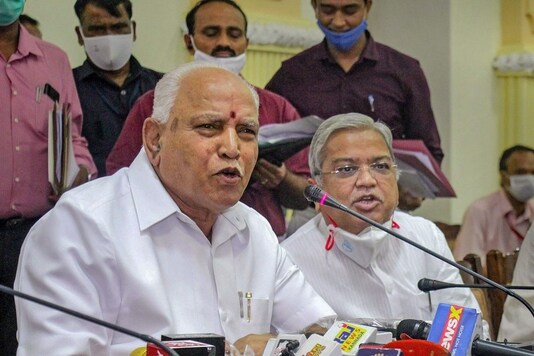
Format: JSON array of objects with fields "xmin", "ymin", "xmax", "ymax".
[
  {"xmin": 6, "ymin": 63, "xmax": 11, "ymax": 68},
  {"xmin": 15, "ymin": 177, "xmax": 20, "ymax": 183},
  {"xmin": 12, "ymin": 89, "xmax": 18, "ymax": 95},
  {"xmin": 14, "ymin": 117, "xmax": 19, "ymax": 123},
  {"xmin": 15, "ymin": 146, "xmax": 20, "ymax": 151},
  {"xmin": 11, "ymin": 204, "xmax": 16, "ymax": 209},
  {"xmin": 120, "ymin": 90, "xmax": 127, "ymax": 96},
  {"xmin": 220, "ymin": 311, "xmax": 228, "ymax": 322}
]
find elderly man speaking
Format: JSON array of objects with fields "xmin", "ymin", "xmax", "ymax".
[
  {"xmin": 282, "ymin": 113, "xmax": 484, "ymax": 327},
  {"xmin": 15, "ymin": 62, "xmax": 335, "ymax": 355}
]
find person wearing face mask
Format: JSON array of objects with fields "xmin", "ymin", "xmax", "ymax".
[
  {"xmin": 266, "ymin": 0, "xmax": 444, "ymax": 234},
  {"xmin": 73, "ymin": 0, "xmax": 162, "ymax": 176},
  {"xmin": 453, "ymin": 145, "xmax": 534, "ymax": 267},
  {"xmin": 0, "ymin": 0, "xmax": 96, "ymax": 353},
  {"xmin": 281, "ymin": 113, "xmax": 486, "ymax": 333},
  {"xmin": 106, "ymin": 0, "xmax": 310, "ymax": 239}
]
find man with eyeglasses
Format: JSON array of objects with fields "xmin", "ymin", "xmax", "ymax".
[
  {"xmin": 282, "ymin": 113, "xmax": 483, "ymax": 323},
  {"xmin": 73, "ymin": 0, "xmax": 162, "ymax": 175}
]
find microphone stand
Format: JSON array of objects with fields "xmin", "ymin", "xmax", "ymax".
[
  {"xmin": 0, "ymin": 284, "xmax": 179, "ymax": 356},
  {"xmin": 304, "ymin": 185, "xmax": 534, "ymax": 319}
]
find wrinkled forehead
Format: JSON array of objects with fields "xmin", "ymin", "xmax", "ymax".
[{"xmin": 174, "ymin": 68, "xmax": 257, "ymax": 115}]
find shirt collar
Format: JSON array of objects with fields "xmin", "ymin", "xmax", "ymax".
[
  {"xmin": 76, "ymin": 55, "xmax": 141, "ymax": 82},
  {"xmin": 315, "ymin": 30, "xmax": 378, "ymax": 66},
  {"xmin": 128, "ymin": 148, "xmax": 248, "ymax": 239},
  {"xmin": 12, "ymin": 24, "xmax": 43, "ymax": 60},
  {"xmin": 128, "ymin": 148, "xmax": 181, "ymax": 231}
]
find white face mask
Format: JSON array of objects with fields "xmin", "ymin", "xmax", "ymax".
[
  {"xmin": 82, "ymin": 32, "xmax": 133, "ymax": 71},
  {"xmin": 508, "ymin": 175, "xmax": 534, "ymax": 202},
  {"xmin": 331, "ymin": 219, "xmax": 391, "ymax": 267},
  {"xmin": 190, "ymin": 37, "xmax": 246, "ymax": 74}
]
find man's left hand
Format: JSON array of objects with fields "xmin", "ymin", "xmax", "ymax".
[
  {"xmin": 234, "ymin": 333, "xmax": 274, "ymax": 356},
  {"xmin": 253, "ymin": 159, "xmax": 287, "ymax": 190}
]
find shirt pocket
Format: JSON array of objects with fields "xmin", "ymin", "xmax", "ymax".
[
  {"xmin": 32, "ymin": 93, "xmax": 55, "ymax": 138},
  {"xmin": 243, "ymin": 297, "xmax": 271, "ymax": 331}
]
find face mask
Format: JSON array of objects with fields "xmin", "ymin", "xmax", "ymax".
[
  {"xmin": 0, "ymin": 0, "xmax": 24, "ymax": 26},
  {"xmin": 508, "ymin": 175, "xmax": 534, "ymax": 202},
  {"xmin": 190, "ymin": 37, "xmax": 246, "ymax": 74},
  {"xmin": 317, "ymin": 19, "xmax": 368, "ymax": 52},
  {"xmin": 331, "ymin": 219, "xmax": 391, "ymax": 267},
  {"xmin": 81, "ymin": 32, "xmax": 133, "ymax": 71}
]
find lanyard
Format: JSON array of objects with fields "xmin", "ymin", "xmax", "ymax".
[
  {"xmin": 505, "ymin": 211, "xmax": 531, "ymax": 241},
  {"xmin": 324, "ymin": 214, "xmax": 337, "ymax": 251},
  {"xmin": 323, "ymin": 214, "xmax": 400, "ymax": 250}
]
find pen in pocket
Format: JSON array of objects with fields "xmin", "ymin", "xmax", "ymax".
[
  {"xmin": 245, "ymin": 291, "xmax": 252, "ymax": 322},
  {"xmin": 368, "ymin": 94, "xmax": 375, "ymax": 112},
  {"xmin": 238, "ymin": 291, "xmax": 244, "ymax": 318}
]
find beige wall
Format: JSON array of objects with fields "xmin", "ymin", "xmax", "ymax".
[
  {"xmin": 366, "ymin": 0, "xmax": 501, "ymax": 223},
  {"xmin": 24, "ymin": 0, "xmax": 503, "ymax": 224}
]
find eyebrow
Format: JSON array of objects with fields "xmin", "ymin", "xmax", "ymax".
[{"xmin": 330, "ymin": 155, "xmax": 393, "ymax": 165}]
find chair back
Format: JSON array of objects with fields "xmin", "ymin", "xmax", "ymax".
[
  {"xmin": 485, "ymin": 249, "xmax": 520, "ymax": 337},
  {"xmin": 457, "ymin": 257, "xmax": 494, "ymax": 339}
]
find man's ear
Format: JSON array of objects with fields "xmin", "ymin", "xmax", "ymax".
[
  {"xmin": 500, "ymin": 170, "xmax": 508, "ymax": 188},
  {"xmin": 308, "ymin": 177, "xmax": 322, "ymax": 211},
  {"xmin": 184, "ymin": 34, "xmax": 194, "ymax": 54},
  {"xmin": 75, "ymin": 26, "xmax": 84, "ymax": 46},
  {"xmin": 143, "ymin": 118, "xmax": 163, "ymax": 166},
  {"xmin": 132, "ymin": 20, "xmax": 137, "ymax": 41}
]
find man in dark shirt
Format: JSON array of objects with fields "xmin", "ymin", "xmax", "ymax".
[
  {"xmin": 266, "ymin": 0, "xmax": 443, "ymax": 164},
  {"xmin": 73, "ymin": 0, "xmax": 162, "ymax": 175}
]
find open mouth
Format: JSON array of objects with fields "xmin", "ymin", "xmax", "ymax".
[
  {"xmin": 216, "ymin": 167, "xmax": 242, "ymax": 181},
  {"xmin": 353, "ymin": 195, "xmax": 380, "ymax": 209}
]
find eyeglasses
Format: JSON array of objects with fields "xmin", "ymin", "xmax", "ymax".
[{"xmin": 318, "ymin": 161, "xmax": 398, "ymax": 179}]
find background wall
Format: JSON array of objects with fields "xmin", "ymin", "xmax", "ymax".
[{"xmin": 23, "ymin": 0, "xmax": 504, "ymax": 224}]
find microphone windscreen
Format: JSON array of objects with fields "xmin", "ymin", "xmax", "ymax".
[
  {"xmin": 304, "ymin": 185, "xmax": 323, "ymax": 203},
  {"xmin": 395, "ymin": 319, "xmax": 431, "ymax": 340}
]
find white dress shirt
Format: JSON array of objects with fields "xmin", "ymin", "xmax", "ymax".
[
  {"xmin": 498, "ymin": 226, "xmax": 534, "ymax": 342},
  {"xmin": 282, "ymin": 212, "xmax": 482, "ymax": 322},
  {"xmin": 15, "ymin": 149, "xmax": 335, "ymax": 355}
]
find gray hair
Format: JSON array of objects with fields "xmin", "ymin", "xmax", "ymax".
[
  {"xmin": 151, "ymin": 61, "xmax": 259, "ymax": 124},
  {"xmin": 309, "ymin": 113, "xmax": 396, "ymax": 184}
]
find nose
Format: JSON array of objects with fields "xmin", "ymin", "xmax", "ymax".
[
  {"xmin": 331, "ymin": 11, "xmax": 347, "ymax": 30},
  {"xmin": 219, "ymin": 128, "xmax": 240, "ymax": 159},
  {"xmin": 354, "ymin": 165, "xmax": 377, "ymax": 188},
  {"xmin": 217, "ymin": 32, "xmax": 232, "ymax": 48}
]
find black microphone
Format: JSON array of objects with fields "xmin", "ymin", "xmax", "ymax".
[
  {"xmin": 395, "ymin": 319, "xmax": 431, "ymax": 340},
  {"xmin": 397, "ymin": 318, "xmax": 534, "ymax": 356},
  {"xmin": 418, "ymin": 278, "xmax": 534, "ymax": 292},
  {"xmin": 303, "ymin": 185, "xmax": 534, "ymax": 319},
  {"xmin": 0, "ymin": 284, "xmax": 179, "ymax": 356}
]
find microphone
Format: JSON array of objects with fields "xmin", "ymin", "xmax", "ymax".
[
  {"xmin": 295, "ymin": 334, "xmax": 341, "ymax": 356},
  {"xmin": 262, "ymin": 334, "xmax": 307, "ymax": 356},
  {"xmin": 418, "ymin": 278, "xmax": 534, "ymax": 292},
  {"xmin": 400, "ymin": 306, "xmax": 534, "ymax": 356},
  {"xmin": 0, "ymin": 284, "xmax": 179, "ymax": 356},
  {"xmin": 303, "ymin": 185, "xmax": 534, "ymax": 319},
  {"xmin": 394, "ymin": 319, "xmax": 431, "ymax": 340}
]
